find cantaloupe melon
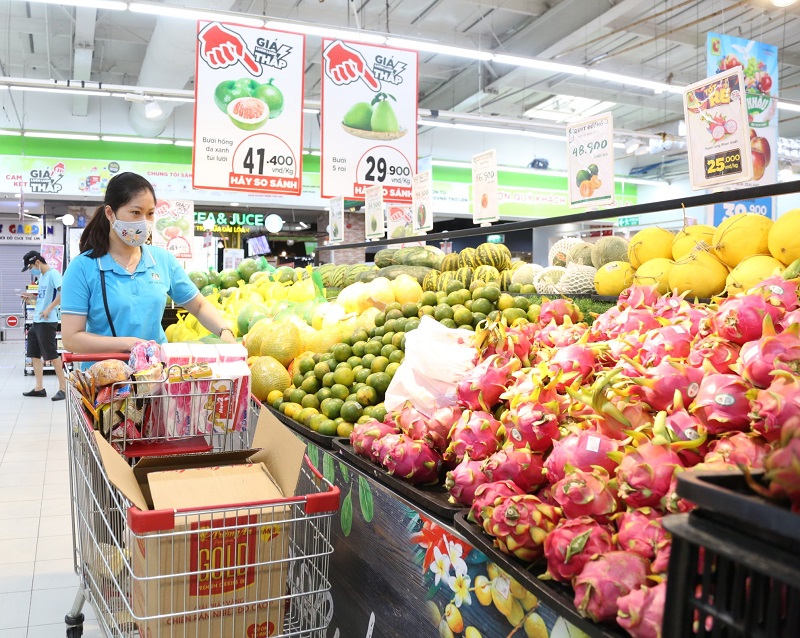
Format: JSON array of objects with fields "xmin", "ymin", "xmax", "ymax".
[
  {"xmin": 672, "ymin": 225, "xmax": 716, "ymax": 261},
  {"xmin": 566, "ymin": 242, "xmax": 594, "ymax": 266},
  {"xmin": 725, "ymin": 255, "xmax": 784, "ymax": 295},
  {"xmin": 668, "ymin": 250, "xmax": 728, "ymax": 299},
  {"xmin": 591, "ymin": 236, "xmax": 630, "ymax": 269},
  {"xmin": 534, "ymin": 266, "xmax": 567, "ymax": 295},
  {"xmin": 549, "ymin": 237, "xmax": 583, "ymax": 267},
  {"xmin": 628, "ymin": 227, "xmax": 674, "ymax": 269},
  {"xmin": 594, "ymin": 261, "xmax": 634, "ymax": 296},
  {"xmin": 713, "ymin": 213, "xmax": 773, "ymax": 268},
  {"xmin": 768, "ymin": 208, "xmax": 800, "ymax": 266},
  {"xmin": 557, "ymin": 264, "xmax": 597, "ymax": 295},
  {"xmin": 633, "ymin": 258, "xmax": 673, "ymax": 295}
]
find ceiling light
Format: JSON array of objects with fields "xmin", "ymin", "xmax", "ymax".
[
  {"xmin": 101, "ymin": 135, "xmax": 174, "ymax": 145},
  {"xmin": 174, "ymin": 140, "xmax": 193, "ymax": 147},
  {"xmin": 129, "ymin": 2, "xmax": 264, "ymax": 27},
  {"xmin": 385, "ymin": 37, "xmax": 493, "ymax": 61},
  {"xmin": 144, "ymin": 100, "xmax": 163, "ymax": 119},
  {"xmin": 0, "ymin": 129, "xmax": 21, "ymax": 136},
  {"xmin": 229, "ymin": 202, "xmax": 240, "ymax": 206},
  {"xmin": 625, "ymin": 139, "xmax": 641, "ymax": 154},
  {"xmin": 61, "ymin": 214, "xmax": 76, "ymax": 227},
  {"xmin": 778, "ymin": 100, "xmax": 800, "ymax": 113},
  {"xmin": 586, "ymin": 69, "xmax": 682, "ymax": 94},
  {"xmin": 265, "ymin": 20, "xmax": 387, "ymax": 44},
  {"xmin": 10, "ymin": 86, "xmax": 108, "ymax": 97},
  {"xmin": 303, "ymin": 108, "xmax": 320, "ymax": 115},
  {"xmin": 27, "ymin": 0, "xmax": 127, "ymax": 10},
  {"xmin": 419, "ymin": 119, "xmax": 565, "ymax": 141},
  {"xmin": 493, "ymin": 54, "xmax": 586, "ymax": 76},
  {"xmin": 771, "ymin": 0, "xmax": 798, "ymax": 7},
  {"xmin": 24, "ymin": 131, "xmax": 101, "ymax": 141},
  {"xmin": 265, "ymin": 214, "xmax": 284, "ymax": 233}
]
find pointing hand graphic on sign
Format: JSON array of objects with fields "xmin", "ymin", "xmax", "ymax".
[
  {"xmin": 323, "ymin": 41, "xmax": 381, "ymax": 91},
  {"xmin": 198, "ymin": 22, "xmax": 261, "ymax": 76}
]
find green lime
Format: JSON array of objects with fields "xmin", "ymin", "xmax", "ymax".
[
  {"xmin": 478, "ymin": 286, "xmax": 501, "ymax": 303},
  {"xmin": 453, "ymin": 305, "xmax": 473, "ymax": 326},
  {"xmin": 356, "ymin": 386, "xmax": 378, "ymax": 406},
  {"xmin": 394, "ymin": 318, "xmax": 408, "ymax": 333},
  {"xmin": 316, "ymin": 387, "xmax": 332, "ymax": 402},
  {"xmin": 372, "ymin": 326, "xmax": 386, "ymax": 338},
  {"xmin": 347, "ymin": 355, "xmax": 362, "ymax": 368},
  {"xmin": 340, "ymin": 401, "xmax": 364, "ymax": 423},
  {"xmin": 322, "ymin": 371, "xmax": 336, "ymax": 388},
  {"xmin": 458, "ymin": 289, "xmax": 472, "ymax": 304},
  {"xmin": 336, "ymin": 361, "xmax": 352, "ymax": 370},
  {"xmin": 460, "ymin": 324, "xmax": 474, "ymax": 331},
  {"xmin": 319, "ymin": 419, "xmax": 339, "ymax": 436},
  {"xmin": 436, "ymin": 291, "xmax": 447, "ymax": 302},
  {"xmin": 497, "ymin": 293, "xmax": 515, "ymax": 311},
  {"xmin": 514, "ymin": 296, "xmax": 530, "ymax": 311},
  {"xmin": 464, "ymin": 299, "xmax": 473, "ymax": 311},
  {"xmin": 441, "ymin": 318, "xmax": 457, "ymax": 329},
  {"xmin": 335, "ymin": 422, "xmax": 354, "ymax": 437},
  {"xmin": 351, "ymin": 328, "xmax": 369, "ymax": 344},
  {"xmin": 472, "ymin": 312, "xmax": 487, "ymax": 328},
  {"xmin": 306, "ymin": 414, "xmax": 327, "ymax": 432},
  {"xmin": 434, "ymin": 304, "xmax": 454, "ymax": 322},
  {"xmin": 292, "ymin": 373, "xmax": 304, "ymax": 388},
  {"xmin": 355, "ymin": 367, "xmax": 371, "ymax": 383},
  {"xmin": 330, "ymin": 384, "xmax": 350, "ymax": 401},
  {"xmin": 381, "ymin": 331, "xmax": 395, "ymax": 346},
  {"xmin": 297, "ymin": 407, "xmax": 319, "ymax": 426},
  {"xmin": 391, "ymin": 331, "xmax": 406, "ymax": 349},
  {"xmin": 272, "ymin": 397, "xmax": 284, "ymax": 411},
  {"xmin": 388, "ymin": 350, "xmax": 405, "ymax": 364},
  {"xmin": 364, "ymin": 341, "xmax": 383, "ymax": 356},
  {"xmin": 521, "ymin": 284, "xmax": 536, "ymax": 295},
  {"xmin": 383, "ymin": 319, "xmax": 397, "ymax": 333},
  {"xmin": 445, "ymin": 292, "xmax": 463, "ymax": 307},
  {"xmin": 405, "ymin": 317, "xmax": 420, "ymax": 332},
  {"xmin": 419, "ymin": 305, "xmax": 435, "ymax": 317},
  {"xmin": 301, "ymin": 394, "xmax": 320, "ymax": 410},
  {"xmin": 320, "ymin": 397, "xmax": 344, "ymax": 419},
  {"xmin": 509, "ymin": 283, "xmax": 523, "ymax": 294},
  {"xmin": 371, "ymin": 405, "xmax": 388, "ymax": 423},
  {"xmin": 289, "ymin": 388, "xmax": 306, "ymax": 404},
  {"xmin": 333, "ymin": 417, "xmax": 345, "ymax": 426},
  {"xmin": 301, "ymin": 376, "xmax": 320, "ymax": 394},
  {"xmin": 371, "ymin": 356, "xmax": 390, "ymax": 373},
  {"xmin": 402, "ymin": 303, "xmax": 419, "ymax": 318},
  {"xmin": 472, "ymin": 298, "xmax": 493, "ymax": 315},
  {"xmin": 385, "ymin": 362, "xmax": 401, "ymax": 378},
  {"xmin": 332, "ymin": 343, "xmax": 352, "ymax": 362},
  {"xmin": 367, "ymin": 372, "xmax": 392, "ymax": 395},
  {"xmin": 528, "ymin": 306, "xmax": 541, "ymax": 323},
  {"xmin": 385, "ymin": 309, "xmax": 403, "ymax": 321},
  {"xmin": 333, "ymin": 367, "xmax": 355, "ymax": 387},
  {"xmin": 446, "ymin": 280, "xmax": 465, "ymax": 294},
  {"xmin": 314, "ymin": 361, "xmax": 331, "ymax": 380},
  {"xmin": 420, "ymin": 291, "xmax": 437, "ymax": 306},
  {"xmin": 374, "ymin": 312, "xmax": 386, "ymax": 327},
  {"xmin": 502, "ymin": 307, "xmax": 528, "ymax": 323},
  {"xmin": 298, "ymin": 357, "xmax": 315, "ymax": 375},
  {"xmin": 351, "ymin": 341, "xmax": 367, "ymax": 357},
  {"xmin": 361, "ymin": 353, "xmax": 376, "ymax": 369},
  {"xmin": 381, "ymin": 344, "xmax": 397, "ymax": 358},
  {"xmin": 385, "ymin": 302, "xmax": 402, "ymax": 314},
  {"xmin": 283, "ymin": 387, "xmax": 294, "ymax": 402}
]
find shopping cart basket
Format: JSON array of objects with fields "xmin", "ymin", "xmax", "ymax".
[{"xmin": 63, "ymin": 353, "xmax": 340, "ymax": 638}]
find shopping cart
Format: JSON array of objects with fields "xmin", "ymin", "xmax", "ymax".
[{"xmin": 63, "ymin": 353, "xmax": 340, "ymax": 638}]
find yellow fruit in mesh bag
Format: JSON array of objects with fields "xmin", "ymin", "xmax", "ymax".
[
  {"xmin": 259, "ymin": 322, "xmax": 302, "ymax": 366},
  {"xmin": 304, "ymin": 326, "xmax": 341, "ymax": 355},
  {"xmin": 368, "ymin": 277, "xmax": 395, "ymax": 306},
  {"xmin": 392, "ymin": 274, "xmax": 423, "ymax": 304},
  {"xmin": 250, "ymin": 356, "xmax": 291, "ymax": 402}
]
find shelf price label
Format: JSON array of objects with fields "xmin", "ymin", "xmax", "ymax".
[
  {"xmin": 328, "ymin": 196, "xmax": 344, "ymax": 243},
  {"xmin": 567, "ymin": 112, "xmax": 615, "ymax": 208},
  {"xmin": 412, "ymin": 170, "xmax": 433, "ymax": 233},
  {"xmin": 684, "ymin": 67, "xmax": 753, "ymax": 190},
  {"xmin": 713, "ymin": 196, "xmax": 773, "ymax": 225},
  {"xmin": 193, "ymin": 22, "xmax": 305, "ymax": 195},
  {"xmin": 472, "ymin": 149, "xmax": 499, "ymax": 224},
  {"xmin": 364, "ymin": 185, "xmax": 385, "ymax": 240},
  {"xmin": 320, "ymin": 39, "xmax": 418, "ymax": 203}
]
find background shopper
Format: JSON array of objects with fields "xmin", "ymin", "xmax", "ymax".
[
  {"xmin": 61, "ymin": 172, "xmax": 236, "ymax": 353},
  {"xmin": 21, "ymin": 251, "xmax": 67, "ymax": 401}
]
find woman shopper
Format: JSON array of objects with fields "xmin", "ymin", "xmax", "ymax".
[{"xmin": 61, "ymin": 172, "xmax": 236, "ymax": 353}]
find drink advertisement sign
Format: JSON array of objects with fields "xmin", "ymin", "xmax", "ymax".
[
  {"xmin": 193, "ymin": 22, "xmax": 305, "ymax": 195},
  {"xmin": 152, "ymin": 199, "xmax": 195, "ymax": 259},
  {"xmin": 683, "ymin": 68, "xmax": 753, "ymax": 190},
  {"xmin": 567, "ymin": 113, "xmax": 615, "ymax": 207},
  {"xmin": 320, "ymin": 39, "xmax": 418, "ymax": 203}
]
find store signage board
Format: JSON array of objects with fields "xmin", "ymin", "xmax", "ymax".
[
  {"xmin": 567, "ymin": 112, "xmax": 615, "ymax": 208},
  {"xmin": 329, "ymin": 196, "xmax": 344, "ymax": 244},
  {"xmin": 40, "ymin": 244, "xmax": 64, "ymax": 274},
  {"xmin": 684, "ymin": 68, "xmax": 753, "ymax": 190},
  {"xmin": 617, "ymin": 216, "xmax": 640, "ymax": 227},
  {"xmin": 713, "ymin": 197, "xmax": 773, "ymax": 225},
  {"xmin": 222, "ymin": 248, "xmax": 245, "ymax": 270},
  {"xmin": 193, "ymin": 21, "xmax": 305, "ymax": 195},
  {"xmin": 320, "ymin": 39, "xmax": 418, "ymax": 203},
  {"xmin": 152, "ymin": 199, "xmax": 194, "ymax": 259},
  {"xmin": 364, "ymin": 185, "xmax": 385, "ymax": 240},
  {"xmin": 472, "ymin": 149, "xmax": 499, "ymax": 224},
  {"xmin": 411, "ymin": 170, "xmax": 433, "ymax": 233},
  {"xmin": 387, "ymin": 206, "xmax": 425, "ymax": 247}
]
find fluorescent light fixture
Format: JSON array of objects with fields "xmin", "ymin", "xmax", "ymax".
[
  {"xmin": 266, "ymin": 20, "xmax": 387, "ymax": 44},
  {"xmin": 771, "ymin": 0, "xmax": 798, "ymax": 7},
  {"xmin": 618, "ymin": 176, "xmax": 670, "ymax": 186},
  {"xmin": 586, "ymin": 69, "xmax": 682, "ymax": 94},
  {"xmin": 150, "ymin": 95, "xmax": 194, "ymax": 103},
  {"xmin": 144, "ymin": 100, "xmax": 163, "ymax": 119},
  {"xmin": 24, "ymin": 131, "xmax": 101, "ymax": 141},
  {"xmin": 27, "ymin": 0, "xmax": 127, "ymax": 10},
  {"xmin": 385, "ymin": 37, "xmax": 493, "ymax": 61},
  {"xmin": 229, "ymin": 202, "xmax": 240, "ymax": 206},
  {"xmin": 493, "ymin": 54, "xmax": 586, "ymax": 76},
  {"xmin": 0, "ymin": 129, "xmax": 21, "ymax": 136},
  {"xmin": 625, "ymin": 139, "xmax": 641, "ymax": 154},
  {"xmin": 10, "ymin": 86, "xmax": 108, "ymax": 97},
  {"xmin": 129, "ymin": 3, "xmax": 264, "ymax": 27},
  {"xmin": 303, "ymin": 108, "xmax": 320, "ymax": 115},
  {"xmin": 101, "ymin": 135, "xmax": 174, "ymax": 145},
  {"xmin": 420, "ymin": 119, "xmax": 565, "ymax": 141},
  {"xmin": 304, "ymin": 150, "xmax": 321, "ymax": 156},
  {"xmin": 174, "ymin": 140, "xmax": 194, "ymax": 147},
  {"xmin": 778, "ymin": 100, "xmax": 800, "ymax": 113}
]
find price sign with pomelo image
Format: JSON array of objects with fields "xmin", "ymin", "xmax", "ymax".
[
  {"xmin": 152, "ymin": 199, "xmax": 194, "ymax": 259},
  {"xmin": 320, "ymin": 39, "xmax": 418, "ymax": 203},
  {"xmin": 193, "ymin": 22, "xmax": 305, "ymax": 195},
  {"xmin": 411, "ymin": 170, "xmax": 433, "ymax": 233},
  {"xmin": 567, "ymin": 112, "xmax": 615, "ymax": 208},
  {"xmin": 364, "ymin": 185, "xmax": 385, "ymax": 240},
  {"xmin": 328, "ymin": 196, "xmax": 344, "ymax": 244}
]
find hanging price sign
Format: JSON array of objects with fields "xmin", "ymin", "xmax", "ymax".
[
  {"xmin": 329, "ymin": 196, "xmax": 344, "ymax": 243},
  {"xmin": 193, "ymin": 22, "xmax": 305, "ymax": 195},
  {"xmin": 472, "ymin": 150, "xmax": 499, "ymax": 224},
  {"xmin": 364, "ymin": 185, "xmax": 385, "ymax": 240},
  {"xmin": 567, "ymin": 112, "xmax": 615, "ymax": 207},
  {"xmin": 412, "ymin": 170, "xmax": 433, "ymax": 233}
]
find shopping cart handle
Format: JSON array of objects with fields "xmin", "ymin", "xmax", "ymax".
[{"xmin": 62, "ymin": 352, "xmax": 130, "ymax": 363}]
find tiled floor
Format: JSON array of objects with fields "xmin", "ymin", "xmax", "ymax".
[{"xmin": 0, "ymin": 342, "xmax": 103, "ymax": 637}]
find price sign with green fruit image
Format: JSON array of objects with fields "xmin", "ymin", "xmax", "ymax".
[
  {"xmin": 365, "ymin": 184, "xmax": 385, "ymax": 240},
  {"xmin": 193, "ymin": 22, "xmax": 305, "ymax": 195},
  {"xmin": 321, "ymin": 39, "xmax": 418, "ymax": 203},
  {"xmin": 472, "ymin": 149, "xmax": 499, "ymax": 224},
  {"xmin": 567, "ymin": 113, "xmax": 615, "ymax": 208},
  {"xmin": 412, "ymin": 170, "xmax": 433, "ymax": 233},
  {"xmin": 152, "ymin": 199, "xmax": 194, "ymax": 259},
  {"xmin": 329, "ymin": 196, "xmax": 344, "ymax": 244}
]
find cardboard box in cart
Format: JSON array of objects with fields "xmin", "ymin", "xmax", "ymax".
[{"xmin": 94, "ymin": 410, "xmax": 308, "ymax": 637}]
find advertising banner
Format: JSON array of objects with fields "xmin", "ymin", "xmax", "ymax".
[
  {"xmin": 320, "ymin": 39, "xmax": 417, "ymax": 203},
  {"xmin": 222, "ymin": 248, "xmax": 245, "ymax": 270},
  {"xmin": 386, "ymin": 206, "xmax": 424, "ymax": 246},
  {"xmin": 567, "ymin": 112, "xmax": 615, "ymax": 207},
  {"xmin": 193, "ymin": 22, "xmax": 305, "ymax": 195},
  {"xmin": 472, "ymin": 149, "xmax": 499, "ymax": 224},
  {"xmin": 152, "ymin": 199, "xmax": 194, "ymax": 259},
  {"xmin": 684, "ymin": 68, "xmax": 753, "ymax": 190},
  {"xmin": 40, "ymin": 244, "xmax": 64, "ymax": 273},
  {"xmin": 364, "ymin": 184, "xmax": 385, "ymax": 240},
  {"xmin": 328, "ymin": 197, "xmax": 344, "ymax": 243},
  {"xmin": 411, "ymin": 170, "xmax": 433, "ymax": 234}
]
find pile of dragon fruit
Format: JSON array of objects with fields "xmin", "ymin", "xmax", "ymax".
[{"xmin": 349, "ymin": 275, "xmax": 800, "ymax": 637}]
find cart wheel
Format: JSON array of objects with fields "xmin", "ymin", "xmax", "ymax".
[
  {"xmin": 65, "ymin": 612, "xmax": 84, "ymax": 638},
  {"xmin": 66, "ymin": 627, "xmax": 83, "ymax": 638}
]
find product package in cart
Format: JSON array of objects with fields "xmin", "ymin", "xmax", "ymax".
[{"xmin": 201, "ymin": 361, "xmax": 251, "ymax": 433}]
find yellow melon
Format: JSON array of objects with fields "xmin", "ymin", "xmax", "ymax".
[
  {"xmin": 725, "ymin": 255, "xmax": 784, "ymax": 295},
  {"xmin": 633, "ymin": 258, "xmax": 674, "ymax": 295},
  {"xmin": 594, "ymin": 261, "xmax": 634, "ymax": 296},
  {"xmin": 672, "ymin": 225, "xmax": 716, "ymax": 261},
  {"xmin": 668, "ymin": 249, "xmax": 728, "ymax": 299},
  {"xmin": 628, "ymin": 227, "xmax": 674, "ymax": 269},
  {"xmin": 712, "ymin": 213, "xmax": 773, "ymax": 268},
  {"xmin": 768, "ymin": 208, "xmax": 800, "ymax": 266}
]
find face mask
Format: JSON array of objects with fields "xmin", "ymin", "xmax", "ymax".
[
  {"xmin": 112, "ymin": 216, "xmax": 151, "ymax": 248},
  {"xmin": 29, "ymin": 267, "xmax": 40, "ymax": 277}
]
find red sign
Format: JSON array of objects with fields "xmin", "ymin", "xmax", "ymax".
[{"xmin": 6, "ymin": 315, "xmax": 19, "ymax": 328}]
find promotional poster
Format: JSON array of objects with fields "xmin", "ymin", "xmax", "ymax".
[
  {"xmin": 567, "ymin": 113, "xmax": 615, "ymax": 208},
  {"xmin": 472, "ymin": 149, "xmax": 499, "ymax": 224},
  {"xmin": 411, "ymin": 170, "xmax": 433, "ymax": 234},
  {"xmin": 364, "ymin": 184, "xmax": 386, "ymax": 240},
  {"xmin": 151, "ymin": 199, "xmax": 194, "ymax": 259},
  {"xmin": 328, "ymin": 197, "xmax": 344, "ymax": 244}
]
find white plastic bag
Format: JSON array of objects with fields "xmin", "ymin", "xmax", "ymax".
[{"xmin": 384, "ymin": 316, "xmax": 476, "ymax": 416}]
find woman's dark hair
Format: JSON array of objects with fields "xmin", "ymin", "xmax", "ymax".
[{"xmin": 79, "ymin": 172, "xmax": 157, "ymax": 258}]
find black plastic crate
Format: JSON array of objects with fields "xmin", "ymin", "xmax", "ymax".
[{"xmin": 662, "ymin": 511, "xmax": 800, "ymax": 638}]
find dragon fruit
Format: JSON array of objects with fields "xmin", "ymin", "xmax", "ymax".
[
  {"xmin": 502, "ymin": 401, "xmax": 560, "ymax": 452},
  {"xmin": 482, "ymin": 446, "xmax": 547, "ymax": 492},
  {"xmin": 749, "ymin": 372, "xmax": 800, "ymax": 443},
  {"xmin": 552, "ymin": 467, "xmax": 619, "ymax": 523},
  {"xmin": 474, "ymin": 319, "xmax": 532, "ymax": 365},
  {"xmin": 759, "ymin": 438, "xmax": 800, "ymax": 512},
  {"xmin": 648, "ymin": 406, "xmax": 708, "ymax": 468},
  {"xmin": 468, "ymin": 480, "xmax": 524, "ymax": 525},
  {"xmin": 651, "ymin": 541, "xmax": 671, "ymax": 574},
  {"xmin": 691, "ymin": 373, "xmax": 753, "ymax": 434},
  {"xmin": 371, "ymin": 432, "xmax": 406, "ymax": 466},
  {"xmin": 710, "ymin": 294, "xmax": 783, "ymax": 345},
  {"xmin": 443, "ymin": 410, "xmax": 504, "ymax": 464},
  {"xmin": 780, "ymin": 309, "xmax": 800, "ymax": 332},
  {"xmin": 544, "ymin": 432, "xmax": 619, "ymax": 483},
  {"xmin": 614, "ymin": 509, "xmax": 669, "ymax": 561},
  {"xmin": 546, "ymin": 342, "xmax": 598, "ymax": 389},
  {"xmin": 535, "ymin": 316, "xmax": 588, "ymax": 348},
  {"xmin": 704, "ymin": 432, "xmax": 768, "ymax": 469},
  {"xmin": 599, "ymin": 307, "xmax": 662, "ymax": 340},
  {"xmin": 378, "ymin": 434, "xmax": 442, "ymax": 485},
  {"xmin": 543, "ymin": 517, "xmax": 615, "ymax": 582},
  {"xmin": 738, "ymin": 321, "xmax": 800, "ymax": 388},
  {"xmin": 573, "ymin": 551, "xmax": 650, "ymax": 623},
  {"xmin": 351, "ymin": 420, "xmax": 399, "ymax": 462},
  {"xmin": 539, "ymin": 297, "xmax": 583, "ymax": 326},
  {"xmin": 616, "ymin": 582, "xmax": 667, "ymax": 638},
  {"xmin": 614, "ymin": 442, "xmax": 684, "ymax": 510},
  {"xmin": 630, "ymin": 358, "xmax": 704, "ymax": 413},
  {"xmin": 445, "ymin": 457, "xmax": 489, "ymax": 506},
  {"xmin": 456, "ymin": 354, "xmax": 520, "ymax": 411},
  {"xmin": 618, "ymin": 285, "xmax": 661, "ymax": 310},
  {"xmin": 401, "ymin": 405, "xmax": 462, "ymax": 453},
  {"xmin": 638, "ymin": 325, "xmax": 694, "ymax": 366},
  {"xmin": 482, "ymin": 494, "xmax": 562, "ymax": 562},
  {"xmin": 687, "ymin": 335, "xmax": 741, "ymax": 374},
  {"xmin": 749, "ymin": 275, "xmax": 799, "ymax": 312}
]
